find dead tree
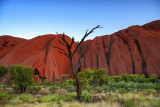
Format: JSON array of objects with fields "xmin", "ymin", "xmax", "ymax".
[{"xmin": 52, "ymin": 25, "xmax": 101, "ymax": 99}]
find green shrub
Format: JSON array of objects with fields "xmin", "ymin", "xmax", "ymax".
[
  {"xmin": 92, "ymin": 69, "xmax": 107, "ymax": 86},
  {"xmin": 58, "ymin": 93, "xmax": 76, "ymax": 101},
  {"xmin": 154, "ymin": 85, "xmax": 160, "ymax": 90},
  {"xmin": 80, "ymin": 79, "xmax": 89, "ymax": 90},
  {"xmin": 43, "ymin": 79, "xmax": 52, "ymax": 86},
  {"xmin": 119, "ymin": 88, "xmax": 127, "ymax": 94},
  {"xmin": 19, "ymin": 93, "xmax": 33, "ymax": 102},
  {"xmin": 51, "ymin": 96, "xmax": 58, "ymax": 101},
  {"xmin": 9, "ymin": 96, "xmax": 23, "ymax": 105},
  {"xmin": 110, "ymin": 76, "xmax": 123, "ymax": 82},
  {"xmin": 61, "ymin": 82, "xmax": 70, "ymax": 88},
  {"xmin": 38, "ymin": 96, "xmax": 53, "ymax": 103},
  {"xmin": 12, "ymin": 85, "xmax": 21, "ymax": 93},
  {"xmin": 137, "ymin": 75, "xmax": 147, "ymax": 83},
  {"xmin": 49, "ymin": 85, "xmax": 59, "ymax": 93},
  {"xmin": 27, "ymin": 86, "xmax": 41, "ymax": 94},
  {"xmin": 124, "ymin": 99, "xmax": 135, "ymax": 107},
  {"xmin": 120, "ymin": 74, "xmax": 128, "ymax": 82},
  {"xmin": 64, "ymin": 93, "xmax": 76, "ymax": 101},
  {"xmin": 125, "ymin": 82, "xmax": 137, "ymax": 89},
  {"xmin": 81, "ymin": 90, "xmax": 93, "ymax": 102},
  {"xmin": 63, "ymin": 84, "xmax": 75, "ymax": 92},
  {"xmin": 65, "ymin": 79, "xmax": 76, "ymax": 86},
  {"xmin": 57, "ymin": 89, "xmax": 67, "ymax": 95},
  {"xmin": 140, "ymin": 89, "xmax": 157, "ymax": 94},
  {"xmin": 0, "ymin": 65, "xmax": 9, "ymax": 80},
  {"xmin": 137, "ymin": 82, "xmax": 155, "ymax": 89},
  {"xmin": 89, "ymin": 86, "xmax": 106, "ymax": 92},
  {"xmin": 149, "ymin": 74, "xmax": 159, "ymax": 83},
  {"xmin": 127, "ymin": 74, "xmax": 140, "ymax": 82},
  {"xmin": 0, "ymin": 92, "xmax": 9, "ymax": 101}
]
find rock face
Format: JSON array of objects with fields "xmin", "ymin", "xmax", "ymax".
[{"xmin": 0, "ymin": 20, "xmax": 160, "ymax": 81}]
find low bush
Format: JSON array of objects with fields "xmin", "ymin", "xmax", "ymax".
[
  {"xmin": 58, "ymin": 93, "xmax": 76, "ymax": 101},
  {"xmin": 27, "ymin": 86, "xmax": 41, "ymax": 94},
  {"xmin": 61, "ymin": 83, "xmax": 70, "ymax": 88},
  {"xmin": 124, "ymin": 99, "xmax": 135, "ymax": 107},
  {"xmin": 0, "ymin": 92, "xmax": 9, "ymax": 101},
  {"xmin": 81, "ymin": 90, "xmax": 93, "ymax": 102},
  {"xmin": 110, "ymin": 76, "xmax": 123, "ymax": 82},
  {"xmin": 38, "ymin": 96, "xmax": 54, "ymax": 103},
  {"xmin": 119, "ymin": 88, "xmax": 128, "ymax": 94},
  {"xmin": 149, "ymin": 74, "xmax": 159, "ymax": 83},
  {"xmin": 154, "ymin": 85, "xmax": 160, "ymax": 90},
  {"xmin": 12, "ymin": 86, "xmax": 21, "ymax": 93},
  {"xmin": 65, "ymin": 79, "xmax": 76, "ymax": 86},
  {"xmin": 57, "ymin": 89, "xmax": 67, "ymax": 95},
  {"xmin": 9, "ymin": 96, "xmax": 23, "ymax": 105},
  {"xmin": 19, "ymin": 93, "xmax": 33, "ymax": 102},
  {"xmin": 43, "ymin": 79, "xmax": 52, "ymax": 86},
  {"xmin": 49, "ymin": 85, "xmax": 59, "ymax": 93},
  {"xmin": 63, "ymin": 84, "xmax": 75, "ymax": 92},
  {"xmin": 140, "ymin": 89, "xmax": 157, "ymax": 94}
]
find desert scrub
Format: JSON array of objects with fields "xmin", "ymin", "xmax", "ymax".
[
  {"xmin": 81, "ymin": 90, "xmax": 93, "ymax": 102},
  {"xmin": 9, "ymin": 96, "xmax": 23, "ymax": 105},
  {"xmin": 0, "ymin": 92, "xmax": 9, "ymax": 102},
  {"xmin": 12, "ymin": 86, "xmax": 21, "ymax": 93},
  {"xmin": 63, "ymin": 84, "xmax": 75, "ymax": 92},
  {"xmin": 49, "ymin": 85, "xmax": 60, "ymax": 93},
  {"xmin": 38, "ymin": 96, "xmax": 55, "ymax": 103},
  {"xmin": 58, "ymin": 93, "xmax": 77, "ymax": 101},
  {"xmin": 124, "ymin": 99, "xmax": 135, "ymax": 107},
  {"xmin": 19, "ymin": 93, "xmax": 34, "ymax": 102},
  {"xmin": 27, "ymin": 86, "xmax": 41, "ymax": 94}
]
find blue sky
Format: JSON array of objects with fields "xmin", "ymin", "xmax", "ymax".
[{"xmin": 0, "ymin": 0, "xmax": 159, "ymax": 41}]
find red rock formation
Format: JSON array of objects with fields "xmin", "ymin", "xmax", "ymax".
[
  {"xmin": 0, "ymin": 20, "xmax": 160, "ymax": 81},
  {"xmin": 0, "ymin": 35, "xmax": 27, "ymax": 58}
]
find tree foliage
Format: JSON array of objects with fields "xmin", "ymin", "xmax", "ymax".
[
  {"xmin": 78, "ymin": 68, "xmax": 108, "ymax": 89},
  {"xmin": 10, "ymin": 65, "xmax": 34, "ymax": 93},
  {"xmin": 0, "ymin": 64, "xmax": 9, "ymax": 80}
]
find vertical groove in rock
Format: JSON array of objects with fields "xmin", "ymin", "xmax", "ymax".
[
  {"xmin": 84, "ymin": 56, "xmax": 86, "ymax": 68},
  {"xmin": 97, "ymin": 54, "xmax": 99, "ymax": 69},
  {"xmin": 43, "ymin": 37, "xmax": 55, "ymax": 80},
  {"xmin": 102, "ymin": 36, "xmax": 111, "ymax": 75},
  {"xmin": 134, "ymin": 39, "xmax": 148, "ymax": 77},
  {"xmin": 96, "ymin": 39, "xmax": 99, "ymax": 70},
  {"xmin": 106, "ymin": 36, "xmax": 113, "ymax": 76},
  {"xmin": 115, "ymin": 33, "xmax": 135, "ymax": 74}
]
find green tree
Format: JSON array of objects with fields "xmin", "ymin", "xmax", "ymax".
[
  {"xmin": 92, "ymin": 68, "xmax": 108, "ymax": 86},
  {"xmin": 0, "ymin": 65, "xmax": 9, "ymax": 90},
  {"xmin": 10, "ymin": 65, "xmax": 34, "ymax": 93},
  {"xmin": 78, "ymin": 68, "xmax": 93, "ymax": 89},
  {"xmin": 0, "ymin": 65, "xmax": 9, "ymax": 80}
]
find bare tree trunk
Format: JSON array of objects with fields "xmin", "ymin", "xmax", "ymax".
[
  {"xmin": 24, "ymin": 87, "xmax": 26, "ymax": 93},
  {"xmin": 53, "ymin": 25, "xmax": 101, "ymax": 100},
  {"xmin": 21, "ymin": 86, "xmax": 23, "ymax": 93},
  {"xmin": 76, "ymin": 79, "xmax": 82, "ymax": 99},
  {"xmin": 70, "ymin": 59, "xmax": 82, "ymax": 99}
]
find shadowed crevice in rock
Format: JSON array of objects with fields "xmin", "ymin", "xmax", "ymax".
[
  {"xmin": 106, "ymin": 36, "xmax": 113, "ymax": 76},
  {"xmin": 97, "ymin": 54, "xmax": 99, "ymax": 70},
  {"xmin": 102, "ymin": 36, "xmax": 111, "ymax": 75},
  {"xmin": 134, "ymin": 39, "xmax": 148, "ymax": 77}
]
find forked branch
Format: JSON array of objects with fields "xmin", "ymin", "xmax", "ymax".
[{"xmin": 72, "ymin": 25, "xmax": 102, "ymax": 57}]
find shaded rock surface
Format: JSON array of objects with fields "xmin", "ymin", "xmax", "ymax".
[{"xmin": 0, "ymin": 20, "xmax": 160, "ymax": 81}]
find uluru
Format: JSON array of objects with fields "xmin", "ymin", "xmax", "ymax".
[{"xmin": 0, "ymin": 20, "xmax": 160, "ymax": 81}]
